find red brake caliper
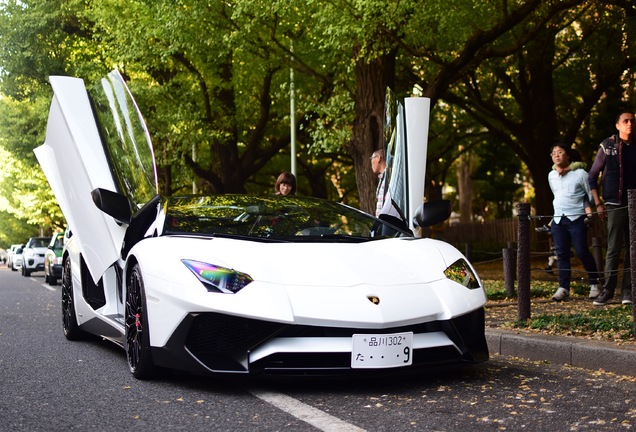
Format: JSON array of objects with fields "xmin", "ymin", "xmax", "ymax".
[{"xmin": 135, "ymin": 313, "xmax": 141, "ymax": 330}]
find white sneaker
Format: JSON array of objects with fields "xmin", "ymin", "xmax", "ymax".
[
  {"xmin": 552, "ymin": 287, "xmax": 570, "ymax": 301},
  {"xmin": 622, "ymin": 290, "xmax": 633, "ymax": 305},
  {"xmin": 589, "ymin": 285, "xmax": 600, "ymax": 299}
]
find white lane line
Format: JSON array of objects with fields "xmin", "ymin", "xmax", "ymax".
[
  {"xmin": 250, "ymin": 390, "xmax": 366, "ymax": 432},
  {"xmin": 34, "ymin": 279, "xmax": 56, "ymax": 291}
]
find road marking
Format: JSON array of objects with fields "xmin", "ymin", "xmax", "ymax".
[
  {"xmin": 250, "ymin": 390, "xmax": 366, "ymax": 432},
  {"xmin": 34, "ymin": 279, "xmax": 56, "ymax": 291}
]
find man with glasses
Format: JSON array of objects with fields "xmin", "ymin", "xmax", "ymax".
[
  {"xmin": 589, "ymin": 110, "xmax": 636, "ymax": 306},
  {"xmin": 370, "ymin": 149, "xmax": 387, "ymax": 217},
  {"xmin": 549, "ymin": 143, "xmax": 599, "ymax": 301}
]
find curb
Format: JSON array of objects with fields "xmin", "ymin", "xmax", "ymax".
[{"xmin": 486, "ymin": 329, "xmax": 636, "ymax": 377}]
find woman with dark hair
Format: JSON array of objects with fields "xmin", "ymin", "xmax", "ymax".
[
  {"xmin": 275, "ymin": 172, "xmax": 296, "ymax": 195},
  {"xmin": 548, "ymin": 143, "xmax": 599, "ymax": 301}
]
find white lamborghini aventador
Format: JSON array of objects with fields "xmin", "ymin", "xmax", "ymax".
[{"xmin": 35, "ymin": 70, "xmax": 488, "ymax": 380}]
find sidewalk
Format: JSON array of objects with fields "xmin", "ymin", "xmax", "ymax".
[
  {"xmin": 484, "ymin": 297, "xmax": 636, "ymax": 376},
  {"xmin": 486, "ymin": 328, "xmax": 636, "ymax": 376}
]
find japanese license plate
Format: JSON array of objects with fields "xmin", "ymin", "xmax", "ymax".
[{"xmin": 351, "ymin": 332, "xmax": 413, "ymax": 369}]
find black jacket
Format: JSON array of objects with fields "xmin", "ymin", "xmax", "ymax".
[{"xmin": 589, "ymin": 135, "xmax": 624, "ymax": 205}]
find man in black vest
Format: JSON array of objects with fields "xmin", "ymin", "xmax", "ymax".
[{"xmin": 589, "ymin": 110, "xmax": 636, "ymax": 306}]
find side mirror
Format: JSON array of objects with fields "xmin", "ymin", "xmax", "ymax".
[
  {"xmin": 91, "ymin": 188, "xmax": 132, "ymax": 225},
  {"xmin": 413, "ymin": 200, "xmax": 451, "ymax": 228}
]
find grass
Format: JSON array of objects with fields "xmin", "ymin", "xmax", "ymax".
[
  {"xmin": 527, "ymin": 308, "xmax": 634, "ymax": 335},
  {"xmin": 484, "ymin": 279, "xmax": 554, "ymax": 301}
]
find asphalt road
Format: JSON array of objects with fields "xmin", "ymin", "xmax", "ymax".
[{"xmin": 2, "ymin": 265, "xmax": 636, "ymax": 431}]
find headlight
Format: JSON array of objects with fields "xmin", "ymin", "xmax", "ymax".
[
  {"xmin": 182, "ymin": 259, "xmax": 253, "ymax": 294},
  {"xmin": 444, "ymin": 259, "xmax": 481, "ymax": 289}
]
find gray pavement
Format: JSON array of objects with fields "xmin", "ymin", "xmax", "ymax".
[{"xmin": 486, "ymin": 328, "xmax": 636, "ymax": 376}]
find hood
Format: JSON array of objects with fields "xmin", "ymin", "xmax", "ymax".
[{"xmin": 151, "ymin": 236, "xmax": 450, "ymax": 288}]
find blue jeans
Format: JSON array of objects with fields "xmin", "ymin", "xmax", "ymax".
[
  {"xmin": 603, "ymin": 205, "xmax": 631, "ymax": 293},
  {"xmin": 551, "ymin": 216, "xmax": 599, "ymax": 289}
]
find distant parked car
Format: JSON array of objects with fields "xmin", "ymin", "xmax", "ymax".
[
  {"xmin": 44, "ymin": 232, "xmax": 65, "ymax": 285},
  {"xmin": 22, "ymin": 236, "xmax": 49, "ymax": 276},
  {"xmin": 7, "ymin": 244, "xmax": 22, "ymax": 269},
  {"xmin": 11, "ymin": 246, "xmax": 24, "ymax": 271}
]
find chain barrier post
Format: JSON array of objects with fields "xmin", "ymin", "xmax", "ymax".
[
  {"xmin": 628, "ymin": 190, "xmax": 636, "ymax": 339},
  {"xmin": 517, "ymin": 203, "xmax": 531, "ymax": 320},
  {"xmin": 464, "ymin": 243, "xmax": 472, "ymax": 262},
  {"xmin": 503, "ymin": 247, "xmax": 516, "ymax": 298}
]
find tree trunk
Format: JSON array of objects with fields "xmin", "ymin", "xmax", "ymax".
[
  {"xmin": 517, "ymin": 33, "xmax": 559, "ymax": 218},
  {"xmin": 526, "ymin": 157, "xmax": 553, "ymax": 219},
  {"xmin": 349, "ymin": 51, "xmax": 396, "ymax": 214},
  {"xmin": 458, "ymin": 151, "xmax": 473, "ymax": 223}
]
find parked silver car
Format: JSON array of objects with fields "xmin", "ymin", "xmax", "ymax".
[
  {"xmin": 7, "ymin": 244, "xmax": 22, "ymax": 270},
  {"xmin": 44, "ymin": 232, "xmax": 65, "ymax": 285},
  {"xmin": 11, "ymin": 245, "xmax": 24, "ymax": 271}
]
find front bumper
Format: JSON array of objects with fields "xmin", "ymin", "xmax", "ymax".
[
  {"xmin": 151, "ymin": 307, "xmax": 488, "ymax": 377},
  {"xmin": 25, "ymin": 256, "xmax": 45, "ymax": 270}
]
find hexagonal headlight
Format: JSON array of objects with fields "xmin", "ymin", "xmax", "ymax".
[
  {"xmin": 444, "ymin": 259, "xmax": 481, "ymax": 289},
  {"xmin": 182, "ymin": 259, "xmax": 253, "ymax": 294}
]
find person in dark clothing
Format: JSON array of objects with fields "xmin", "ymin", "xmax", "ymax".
[{"xmin": 589, "ymin": 110, "xmax": 636, "ymax": 306}]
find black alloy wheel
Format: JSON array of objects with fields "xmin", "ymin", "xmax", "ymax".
[
  {"xmin": 125, "ymin": 264, "xmax": 156, "ymax": 379},
  {"xmin": 61, "ymin": 257, "xmax": 83, "ymax": 340}
]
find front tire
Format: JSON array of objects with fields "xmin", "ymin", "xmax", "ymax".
[
  {"xmin": 61, "ymin": 257, "xmax": 85, "ymax": 340},
  {"xmin": 125, "ymin": 264, "xmax": 157, "ymax": 380}
]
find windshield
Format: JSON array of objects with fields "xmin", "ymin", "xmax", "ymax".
[
  {"xmin": 161, "ymin": 195, "xmax": 412, "ymax": 241},
  {"xmin": 28, "ymin": 238, "xmax": 50, "ymax": 248},
  {"xmin": 50, "ymin": 233, "xmax": 64, "ymax": 250}
]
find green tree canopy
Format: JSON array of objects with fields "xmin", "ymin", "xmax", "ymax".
[{"xmin": 0, "ymin": 0, "xmax": 635, "ymax": 238}]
